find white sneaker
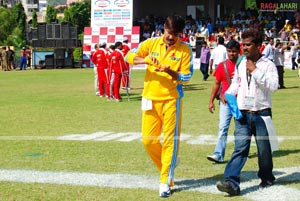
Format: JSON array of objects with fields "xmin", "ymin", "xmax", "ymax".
[
  {"xmin": 207, "ymin": 154, "xmax": 224, "ymax": 163},
  {"xmin": 159, "ymin": 183, "xmax": 171, "ymax": 197}
]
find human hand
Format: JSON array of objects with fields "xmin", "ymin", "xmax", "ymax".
[
  {"xmin": 144, "ymin": 56, "xmax": 159, "ymax": 66},
  {"xmin": 155, "ymin": 64, "xmax": 170, "ymax": 72},
  {"xmin": 246, "ymin": 59, "xmax": 256, "ymax": 73},
  {"xmin": 208, "ymin": 102, "xmax": 215, "ymax": 113},
  {"xmin": 220, "ymin": 95, "xmax": 227, "ymax": 105}
]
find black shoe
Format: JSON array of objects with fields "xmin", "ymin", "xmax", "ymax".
[
  {"xmin": 216, "ymin": 180, "xmax": 240, "ymax": 196},
  {"xmin": 259, "ymin": 180, "xmax": 274, "ymax": 189}
]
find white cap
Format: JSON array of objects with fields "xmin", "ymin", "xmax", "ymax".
[
  {"xmin": 100, "ymin": 42, "xmax": 106, "ymax": 47},
  {"xmin": 285, "ymin": 19, "xmax": 289, "ymax": 23}
]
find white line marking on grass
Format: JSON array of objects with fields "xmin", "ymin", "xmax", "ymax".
[
  {"xmin": 0, "ymin": 132, "xmax": 287, "ymax": 145},
  {"xmin": 0, "ymin": 167, "xmax": 299, "ymax": 201},
  {"xmin": 117, "ymin": 132, "xmax": 141, "ymax": 142},
  {"xmin": 57, "ymin": 132, "xmax": 112, "ymax": 141},
  {"xmin": 94, "ymin": 132, "xmax": 133, "ymax": 141}
]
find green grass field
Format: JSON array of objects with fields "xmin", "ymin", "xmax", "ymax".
[{"xmin": 0, "ymin": 68, "xmax": 299, "ymax": 201}]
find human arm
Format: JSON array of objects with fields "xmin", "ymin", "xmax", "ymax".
[
  {"xmin": 209, "ymin": 59, "xmax": 214, "ymax": 74},
  {"xmin": 208, "ymin": 79, "xmax": 221, "ymax": 113},
  {"xmin": 249, "ymin": 59, "xmax": 278, "ymax": 92}
]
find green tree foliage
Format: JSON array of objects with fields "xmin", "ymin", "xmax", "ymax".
[
  {"xmin": 0, "ymin": 7, "xmax": 14, "ymax": 45},
  {"xmin": 5, "ymin": 27, "xmax": 27, "ymax": 49},
  {"xmin": 63, "ymin": 7, "xmax": 70, "ymax": 22},
  {"xmin": 0, "ymin": 3, "xmax": 27, "ymax": 48},
  {"xmin": 32, "ymin": 10, "xmax": 38, "ymax": 28},
  {"xmin": 11, "ymin": 2, "xmax": 27, "ymax": 41},
  {"xmin": 46, "ymin": 5, "xmax": 57, "ymax": 24},
  {"xmin": 68, "ymin": 0, "xmax": 91, "ymax": 34}
]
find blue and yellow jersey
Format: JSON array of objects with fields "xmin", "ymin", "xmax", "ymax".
[{"xmin": 125, "ymin": 36, "xmax": 193, "ymax": 100}]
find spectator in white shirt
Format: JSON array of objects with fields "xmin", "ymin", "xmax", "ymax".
[
  {"xmin": 262, "ymin": 37, "xmax": 274, "ymax": 61},
  {"xmin": 209, "ymin": 36, "xmax": 227, "ymax": 74}
]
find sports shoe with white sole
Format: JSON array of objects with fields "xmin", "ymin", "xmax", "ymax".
[
  {"xmin": 159, "ymin": 183, "xmax": 171, "ymax": 198},
  {"xmin": 207, "ymin": 154, "xmax": 224, "ymax": 163}
]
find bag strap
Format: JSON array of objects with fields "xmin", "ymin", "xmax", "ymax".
[
  {"xmin": 236, "ymin": 55, "xmax": 245, "ymax": 69},
  {"xmin": 223, "ymin": 61, "xmax": 231, "ymax": 85}
]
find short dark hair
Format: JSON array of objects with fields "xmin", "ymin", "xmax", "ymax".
[
  {"xmin": 226, "ymin": 39, "xmax": 240, "ymax": 51},
  {"xmin": 242, "ymin": 30, "xmax": 263, "ymax": 45},
  {"xmin": 218, "ymin": 36, "xmax": 225, "ymax": 45},
  {"xmin": 164, "ymin": 14, "xmax": 185, "ymax": 34},
  {"xmin": 275, "ymin": 42, "xmax": 281, "ymax": 48},
  {"xmin": 114, "ymin": 41, "xmax": 122, "ymax": 48}
]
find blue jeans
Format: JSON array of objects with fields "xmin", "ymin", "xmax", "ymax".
[
  {"xmin": 200, "ymin": 63, "xmax": 209, "ymax": 80},
  {"xmin": 224, "ymin": 109, "xmax": 275, "ymax": 188},
  {"xmin": 213, "ymin": 102, "xmax": 232, "ymax": 160},
  {"xmin": 20, "ymin": 56, "xmax": 27, "ymax": 70}
]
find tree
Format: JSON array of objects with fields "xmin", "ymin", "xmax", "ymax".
[
  {"xmin": 63, "ymin": 7, "xmax": 70, "ymax": 22},
  {"xmin": 68, "ymin": 0, "xmax": 91, "ymax": 34},
  {"xmin": 5, "ymin": 27, "xmax": 27, "ymax": 49},
  {"xmin": 0, "ymin": 7, "xmax": 14, "ymax": 45},
  {"xmin": 46, "ymin": 5, "xmax": 57, "ymax": 24},
  {"xmin": 11, "ymin": 2, "xmax": 27, "ymax": 41},
  {"xmin": 32, "ymin": 10, "xmax": 38, "ymax": 28}
]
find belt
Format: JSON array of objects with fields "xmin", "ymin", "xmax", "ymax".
[{"xmin": 241, "ymin": 108, "xmax": 271, "ymax": 114}]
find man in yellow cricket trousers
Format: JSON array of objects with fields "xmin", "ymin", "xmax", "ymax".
[{"xmin": 125, "ymin": 14, "xmax": 193, "ymax": 197}]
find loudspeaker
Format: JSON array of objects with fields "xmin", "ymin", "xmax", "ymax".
[
  {"xmin": 31, "ymin": 28, "xmax": 38, "ymax": 40},
  {"xmin": 64, "ymin": 57, "xmax": 73, "ymax": 67},
  {"xmin": 55, "ymin": 59, "xmax": 64, "ymax": 68},
  {"xmin": 195, "ymin": 46, "xmax": 202, "ymax": 58},
  {"xmin": 55, "ymin": 48, "xmax": 65, "ymax": 59},
  {"xmin": 46, "ymin": 24, "xmax": 53, "ymax": 38},
  {"xmin": 61, "ymin": 24, "xmax": 70, "ymax": 39},
  {"xmin": 66, "ymin": 39, "xmax": 77, "ymax": 48},
  {"xmin": 44, "ymin": 39, "xmax": 56, "ymax": 48},
  {"xmin": 38, "ymin": 23, "xmax": 46, "ymax": 39},
  {"xmin": 53, "ymin": 24, "xmax": 61, "ymax": 39},
  {"xmin": 55, "ymin": 39, "xmax": 65, "ymax": 48},
  {"xmin": 32, "ymin": 40, "xmax": 43, "ymax": 48},
  {"xmin": 45, "ymin": 55, "xmax": 54, "ymax": 68},
  {"xmin": 70, "ymin": 27, "xmax": 77, "ymax": 39}
]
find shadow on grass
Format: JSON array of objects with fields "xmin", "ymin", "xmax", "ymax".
[
  {"xmin": 173, "ymin": 168, "xmax": 300, "ymax": 196},
  {"xmin": 183, "ymin": 84, "xmax": 207, "ymax": 91},
  {"xmin": 248, "ymin": 149, "xmax": 300, "ymax": 159},
  {"xmin": 120, "ymin": 91, "xmax": 142, "ymax": 101}
]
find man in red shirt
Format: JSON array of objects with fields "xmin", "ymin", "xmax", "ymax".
[
  {"xmin": 207, "ymin": 39, "xmax": 240, "ymax": 163},
  {"xmin": 110, "ymin": 41, "xmax": 128, "ymax": 101},
  {"xmin": 91, "ymin": 42, "xmax": 110, "ymax": 99}
]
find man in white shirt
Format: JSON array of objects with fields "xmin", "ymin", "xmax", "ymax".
[
  {"xmin": 262, "ymin": 37, "xmax": 274, "ymax": 61},
  {"xmin": 274, "ymin": 41, "xmax": 290, "ymax": 88},
  {"xmin": 216, "ymin": 29, "xmax": 278, "ymax": 196},
  {"xmin": 209, "ymin": 36, "xmax": 227, "ymax": 75}
]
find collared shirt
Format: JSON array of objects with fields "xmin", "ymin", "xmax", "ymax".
[
  {"xmin": 262, "ymin": 44, "xmax": 274, "ymax": 61},
  {"xmin": 225, "ymin": 57, "xmax": 278, "ymax": 111},
  {"xmin": 125, "ymin": 36, "xmax": 193, "ymax": 100},
  {"xmin": 210, "ymin": 44, "xmax": 227, "ymax": 67},
  {"xmin": 274, "ymin": 47, "xmax": 284, "ymax": 66},
  {"xmin": 200, "ymin": 46, "xmax": 210, "ymax": 64}
]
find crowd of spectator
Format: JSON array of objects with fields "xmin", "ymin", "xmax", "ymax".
[{"xmin": 133, "ymin": 8, "xmax": 300, "ymax": 46}]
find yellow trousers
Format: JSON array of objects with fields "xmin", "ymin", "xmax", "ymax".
[{"xmin": 142, "ymin": 98, "xmax": 182, "ymax": 186}]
